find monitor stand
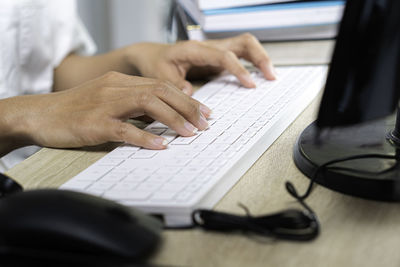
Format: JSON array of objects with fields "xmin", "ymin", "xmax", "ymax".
[{"xmin": 293, "ymin": 113, "xmax": 400, "ymax": 201}]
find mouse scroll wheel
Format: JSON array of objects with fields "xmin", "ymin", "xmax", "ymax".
[
  {"xmin": 0, "ymin": 173, "xmax": 23, "ymax": 198},
  {"xmin": 106, "ymin": 207, "xmax": 136, "ymax": 223}
]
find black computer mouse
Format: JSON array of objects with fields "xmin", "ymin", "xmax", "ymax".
[{"xmin": 0, "ymin": 188, "xmax": 163, "ymax": 265}]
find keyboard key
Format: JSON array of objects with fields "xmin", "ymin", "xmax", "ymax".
[
  {"xmin": 163, "ymin": 158, "xmax": 191, "ymax": 167},
  {"xmin": 113, "ymin": 162, "xmax": 137, "ymax": 173},
  {"xmin": 107, "ymin": 150, "xmax": 135, "ymax": 159},
  {"xmin": 146, "ymin": 174, "xmax": 169, "ymax": 182},
  {"xmin": 131, "ymin": 150, "xmax": 158, "ymax": 159},
  {"xmin": 194, "ymin": 174, "xmax": 214, "ymax": 182},
  {"xmin": 136, "ymin": 183, "xmax": 162, "ymax": 192},
  {"xmin": 211, "ymin": 158, "xmax": 229, "ymax": 168},
  {"xmin": 146, "ymin": 128, "xmax": 167, "ymax": 136},
  {"xmin": 96, "ymin": 158, "xmax": 124, "ymax": 166},
  {"xmin": 184, "ymin": 182, "xmax": 203, "ymax": 192},
  {"xmin": 170, "ymin": 134, "xmax": 200, "ymax": 145},
  {"xmin": 160, "ymin": 182, "xmax": 187, "ymax": 193},
  {"xmin": 225, "ymin": 148, "xmax": 238, "ymax": 159},
  {"xmin": 173, "ymin": 150, "xmax": 200, "ymax": 159},
  {"xmin": 178, "ymin": 166, "xmax": 205, "ymax": 177},
  {"xmin": 169, "ymin": 175, "xmax": 195, "ymax": 183},
  {"xmin": 118, "ymin": 144, "xmax": 140, "ymax": 151},
  {"xmin": 148, "ymin": 121, "xmax": 168, "ymax": 129},
  {"xmin": 203, "ymin": 166, "xmax": 221, "ymax": 174},
  {"xmin": 112, "ymin": 182, "xmax": 139, "ymax": 191},
  {"xmin": 155, "ymin": 166, "xmax": 179, "ymax": 175},
  {"xmin": 197, "ymin": 150, "xmax": 222, "ymax": 159},
  {"xmin": 87, "ymin": 182, "xmax": 114, "ymax": 191},
  {"xmin": 99, "ymin": 173, "xmax": 125, "ymax": 182},
  {"xmin": 188, "ymin": 158, "xmax": 214, "ymax": 167},
  {"xmin": 160, "ymin": 129, "xmax": 178, "ymax": 143},
  {"xmin": 186, "ymin": 144, "xmax": 208, "ymax": 151},
  {"xmin": 123, "ymin": 174, "xmax": 147, "ymax": 183},
  {"xmin": 214, "ymin": 132, "xmax": 242, "ymax": 144},
  {"xmin": 135, "ymin": 166, "xmax": 158, "ymax": 174},
  {"xmin": 75, "ymin": 165, "xmax": 114, "ymax": 181},
  {"xmin": 204, "ymin": 143, "xmax": 230, "ymax": 152}
]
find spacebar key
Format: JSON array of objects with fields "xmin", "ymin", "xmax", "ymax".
[{"xmin": 104, "ymin": 191, "xmax": 151, "ymax": 201}]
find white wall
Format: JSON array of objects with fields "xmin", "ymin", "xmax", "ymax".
[
  {"xmin": 77, "ymin": 0, "xmax": 111, "ymax": 54},
  {"xmin": 77, "ymin": 0, "xmax": 173, "ymax": 54}
]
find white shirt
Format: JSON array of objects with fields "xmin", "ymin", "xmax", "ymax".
[{"xmin": 0, "ymin": 0, "xmax": 96, "ymax": 172}]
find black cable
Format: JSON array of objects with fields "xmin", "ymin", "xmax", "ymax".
[
  {"xmin": 167, "ymin": 153, "xmax": 398, "ymax": 241},
  {"xmin": 286, "ymin": 153, "xmax": 398, "ymax": 201}
]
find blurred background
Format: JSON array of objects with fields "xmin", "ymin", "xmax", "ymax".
[
  {"xmin": 77, "ymin": 0, "xmax": 173, "ymax": 54},
  {"xmin": 76, "ymin": 0, "xmax": 343, "ymax": 60}
]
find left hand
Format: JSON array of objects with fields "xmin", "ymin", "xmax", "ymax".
[{"xmin": 125, "ymin": 33, "xmax": 276, "ymax": 95}]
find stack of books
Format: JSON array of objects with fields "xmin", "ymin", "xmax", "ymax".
[{"xmin": 177, "ymin": 0, "xmax": 346, "ymax": 41}]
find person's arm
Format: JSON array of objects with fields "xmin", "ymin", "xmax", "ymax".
[
  {"xmin": 53, "ymin": 33, "xmax": 276, "ymax": 94},
  {"xmin": 53, "ymin": 48, "xmax": 137, "ymax": 91},
  {"xmin": 1, "ymin": 72, "xmax": 211, "ymax": 157},
  {"xmin": 0, "ymin": 97, "xmax": 32, "ymax": 157}
]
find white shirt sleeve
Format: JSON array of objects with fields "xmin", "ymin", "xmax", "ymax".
[
  {"xmin": 0, "ymin": 0, "xmax": 97, "ymax": 99},
  {"xmin": 0, "ymin": 0, "xmax": 97, "ymax": 172}
]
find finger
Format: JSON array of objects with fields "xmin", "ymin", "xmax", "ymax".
[
  {"xmin": 181, "ymin": 80, "xmax": 194, "ymax": 96},
  {"xmin": 107, "ymin": 87, "xmax": 200, "ymax": 135},
  {"xmin": 150, "ymin": 82, "xmax": 211, "ymax": 126},
  {"xmin": 157, "ymin": 65, "xmax": 194, "ymax": 96},
  {"xmin": 154, "ymin": 81, "xmax": 212, "ymax": 120},
  {"xmin": 101, "ymin": 76, "xmax": 210, "ymax": 121},
  {"xmin": 128, "ymin": 88, "xmax": 206, "ymax": 135},
  {"xmin": 146, "ymin": 97, "xmax": 202, "ymax": 135},
  {"xmin": 108, "ymin": 120, "xmax": 168, "ymax": 150},
  {"xmin": 178, "ymin": 41, "xmax": 256, "ymax": 88},
  {"xmin": 233, "ymin": 34, "xmax": 276, "ymax": 80},
  {"xmin": 206, "ymin": 34, "xmax": 276, "ymax": 80}
]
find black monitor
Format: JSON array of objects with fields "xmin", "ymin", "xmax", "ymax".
[{"xmin": 294, "ymin": 0, "xmax": 400, "ymax": 201}]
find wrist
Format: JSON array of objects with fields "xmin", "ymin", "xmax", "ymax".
[
  {"xmin": 123, "ymin": 42, "xmax": 168, "ymax": 77},
  {"xmin": 118, "ymin": 45, "xmax": 142, "ymax": 76}
]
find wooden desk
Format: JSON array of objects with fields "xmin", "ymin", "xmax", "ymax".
[{"xmin": 7, "ymin": 40, "xmax": 400, "ymax": 267}]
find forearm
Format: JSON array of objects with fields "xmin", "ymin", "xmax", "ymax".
[
  {"xmin": 0, "ymin": 97, "xmax": 32, "ymax": 157},
  {"xmin": 53, "ymin": 46, "xmax": 139, "ymax": 91}
]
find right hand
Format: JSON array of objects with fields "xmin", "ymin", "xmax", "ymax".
[
  {"xmin": 125, "ymin": 34, "xmax": 276, "ymax": 96},
  {"xmin": 12, "ymin": 71, "xmax": 211, "ymax": 150}
]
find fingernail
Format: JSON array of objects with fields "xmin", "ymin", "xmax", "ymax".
[
  {"xmin": 153, "ymin": 137, "xmax": 168, "ymax": 147},
  {"xmin": 240, "ymin": 74, "xmax": 256, "ymax": 88},
  {"xmin": 184, "ymin": 121, "xmax": 198, "ymax": 135},
  {"xmin": 271, "ymin": 64, "xmax": 278, "ymax": 78},
  {"xmin": 200, "ymin": 104, "xmax": 212, "ymax": 118},
  {"xmin": 261, "ymin": 61, "xmax": 276, "ymax": 80},
  {"xmin": 199, "ymin": 113, "xmax": 209, "ymax": 130},
  {"xmin": 273, "ymin": 68, "xmax": 278, "ymax": 77}
]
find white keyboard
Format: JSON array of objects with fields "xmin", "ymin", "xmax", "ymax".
[{"xmin": 60, "ymin": 65, "xmax": 328, "ymax": 226}]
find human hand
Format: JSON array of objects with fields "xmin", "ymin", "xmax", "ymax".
[
  {"xmin": 125, "ymin": 33, "xmax": 276, "ymax": 95},
  {"xmin": 9, "ymin": 72, "xmax": 211, "ymax": 150}
]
